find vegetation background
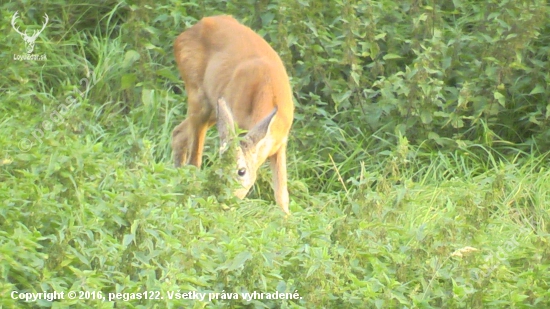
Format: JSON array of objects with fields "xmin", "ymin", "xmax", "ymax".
[{"xmin": 1, "ymin": 0, "xmax": 549, "ymax": 308}]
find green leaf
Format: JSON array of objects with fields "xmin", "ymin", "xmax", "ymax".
[
  {"xmin": 383, "ymin": 53, "xmax": 402, "ymax": 60},
  {"xmin": 434, "ymin": 111, "xmax": 449, "ymax": 118},
  {"xmin": 451, "ymin": 114, "xmax": 464, "ymax": 128},
  {"xmin": 123, "ymin": 234, "xmax": 134, "ymax": 246},
  {"xmin": 156, "ymin": 68, "xmax": 181, "ymax": 83},
  {"xmin": 332, "ymin": 90, "xmax": 352, "ymax": 107},
  {"xmin": 276, "ymin": 280, "xmax": 287, "ymax": 293},
  {"xmin": 421, "ymin": 110, "xmax": 433, "ymax": 124},
  {"xmin": 120, "ymin": 73, "xmax": 137, "ymax": 90},
  {"xmin": 428, "ymin": 132, "xmax": 440, "ymax": 140},
  {"xmin": 122, "ymin": 50, "xmax": 141, "ymax": 68},
  {"xmin": 350, "ymin": 71, "xmax": 360, "ymax": 86},
  {"xmin": 228, "ymin": 251, "xmax": 252, "ymax": 271},
  {"xmin": 142, "ymin": 88, "xmax": 154, "ymax": 106},
  {"xmin": 529, "ymin": 84, "xmax": 545, "ymax": 95},
  {"xmin": 306, "ymin": 263, "xmax": 320, "ymax": 278},
  {"xmin": 374, "ymin": 33, "xmax": 387, "ymax": 40},
  {"xmin": 493, "ymin": 91, "xmax": 505, "ymax": 107}
]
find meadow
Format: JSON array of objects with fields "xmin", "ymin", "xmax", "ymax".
[{"xmin": 1, "ymin": 0, "xmax": 549, "ymax": 308}]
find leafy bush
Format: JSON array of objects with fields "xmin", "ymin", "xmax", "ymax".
[{"xmin": 2, "ymin": 0, "xmax": 550, "ymax": 308}]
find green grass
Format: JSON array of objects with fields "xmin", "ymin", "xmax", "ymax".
[{"xmin": 2, "ymin": 1, "xmax": 550, "ymax": 308}]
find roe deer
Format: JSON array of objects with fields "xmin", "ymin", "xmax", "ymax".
[{"xmin": 171, "ymin": 15, "xmax": 294, "ymax": 214}]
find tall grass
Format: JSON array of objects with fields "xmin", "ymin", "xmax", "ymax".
[{"xmin": 1, "ymin": 1, "xmax": 549, "ymax": 308}]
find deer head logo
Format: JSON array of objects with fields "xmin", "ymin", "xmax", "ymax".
[{"xmin": 11, "ymin": 11, "xmax": 49, "ymax": 54}]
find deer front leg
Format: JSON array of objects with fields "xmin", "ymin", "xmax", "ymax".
[{"xmin": 270, "ymin": 144, "xmax": 290, "ymax": 215}]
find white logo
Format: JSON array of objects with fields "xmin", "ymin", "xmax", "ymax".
[{"xmin": 11, "ymin": 11, "xmax": 48, "ymax": 54}]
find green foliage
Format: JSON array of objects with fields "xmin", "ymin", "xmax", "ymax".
[
  {"xmin": 2, "ymin": 0, "xmax": 550, "ymax": 308},
  {"xmin": 304, "ymin": 2, "xmax": 546, "ymax": 146}
]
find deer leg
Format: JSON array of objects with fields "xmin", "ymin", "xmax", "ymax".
[
  {"xmin": 172, "ymin": 88, "xmax": 211, "ymax": 168},
  {"xmin": 172, "ymin": 118, "xmax": 192, "ymax": 167},
  {"xmin": 187, "ymin": 120, "xmax": 210, "ymax": 167},
  {"xmin": 270, "ymin": 144, "xmax": 290, "ymax": 214}
]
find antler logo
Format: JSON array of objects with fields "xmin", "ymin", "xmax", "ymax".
[{"xmin": 11, "ymin": 11, "xmax": 49, "ymax": 54}]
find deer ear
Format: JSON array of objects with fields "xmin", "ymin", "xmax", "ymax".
[
  {"xmin": 244, "ymin": 106, "xmax": 277, "ymax": 146},
  {"xmin": 217, "ymin": 97, "xmax": 236, "ymax": 150}
]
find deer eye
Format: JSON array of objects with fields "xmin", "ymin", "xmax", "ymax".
[{"xmin": 237, "ymin": 168, "xmax": 246, "ymax": 177}]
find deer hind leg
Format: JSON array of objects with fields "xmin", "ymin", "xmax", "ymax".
[
  {"xmin": 172, "ymin": 89, "xmax": 211, "ymax": 168},
  {"xmin": 269, "ymin": 143, "xmax": 290, "ymax": 214},
  {"xmin": 172, "ymin": 119, "xmax": 192, "ymax": 167}
]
